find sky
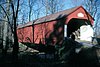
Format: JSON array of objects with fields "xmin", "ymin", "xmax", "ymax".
[
  {"xmin": 0, "ymin": 0, "xmax": 100, "ymax": 25},
  {"xmin": 16, "ymin": 0, "xmax": 83, "ymax": 25}
]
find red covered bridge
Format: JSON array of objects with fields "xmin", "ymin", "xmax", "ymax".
[{"xmin": 17, "ymin": 6, "xmax": 94, "ymax": 45}]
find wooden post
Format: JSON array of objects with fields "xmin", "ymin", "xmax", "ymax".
[{"xmin": 64, "ymin": 24, "xmax": 67, "ymax": 39}]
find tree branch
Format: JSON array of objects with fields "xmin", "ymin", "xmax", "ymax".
[
  {"xmin": 11, "ymin": 2, "xmax": 15, "ymax": 19},
  {"xmin": 0, "ymin": 4, "xmax": 14, "ymax": 33},
  {"xmin": 0, "ymin": 4, "xmax": 10, "ymax": 24},
  {"xmin": 16, "ymin": 0, "xmax": 20, "ymax": 19}
]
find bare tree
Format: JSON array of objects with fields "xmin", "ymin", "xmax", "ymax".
[
  {"xmin": 27, "ymin": 0, "xmax": 41, "ymax": 21},
  {"xmin": 0, "ymin": 0, "xmax": 20, "ymax": 61},
  {"xmin": 70, "ymin": 0, "xmax": 83, "ymax": 7},
  {"xmin": 83, "ymin": 0, "xmax": 100, "ymax": 18},
  {"xmin": 94, "ymin": 13, "xmax": 100, "ymax": 37},
  {"xmin": 83, "ymin": 0, "xmax": 100, "ymax": 37},
  {"xmin": 11, "ymin": 0, "xmax": 20, "ymax": 61},
  {"xmin": 28, "ymin": 0, "xmax": 35, "ymax": 21},
  {"xmin": 42, "ymin": 0, "xmax": 64, "ymax": 15},
  {"xmin": 0, "ymin": 0, "xmax": 12, "ymax": 55}
]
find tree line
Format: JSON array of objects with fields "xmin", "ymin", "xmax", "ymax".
[{"xmin": 0, "ymin": 0, "xmax": 100, "ymax": 61}]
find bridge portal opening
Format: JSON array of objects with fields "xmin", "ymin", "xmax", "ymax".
[{"xmin": 67, "ymin": 18, "xmax": 92, "ymax": 40}]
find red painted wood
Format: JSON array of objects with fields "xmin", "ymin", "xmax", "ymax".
[
  {"xmin": 17, "ymin": 26, "xmax": 33, "ymax": 43},
  {"xmin": 17, "ymin": 6, "xmax": 94, "ymax": 45},
  {"xmin": 65, "ymin": 7, "xmax": 94, "ymax": 25}
]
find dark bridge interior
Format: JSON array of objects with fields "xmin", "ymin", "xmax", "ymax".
[{"xmin": 67, "ymin": 18, "xmax": 92, "ymax": 38}]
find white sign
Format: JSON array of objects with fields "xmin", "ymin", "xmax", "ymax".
[
  {"xmin": 77, "ymin": 12, "xmax": 84, "ymax": 17},
  {"xmin": 80, "ymin": 25, "xmax": 93, "ymax": 41}
]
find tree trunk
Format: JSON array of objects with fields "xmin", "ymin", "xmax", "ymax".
[
  {"xmin": 2, "ymin": 0, "xmax": 10, "ymax": 57},
  {"xmin": 11, "ymin": 0, "xmax": 20, "ymax": 62},
  {"xmin": 2, "ymin": 18, "xmax": 8, "ymax": 56},
  {"xmin": 12, "ymin": 17, "xmax": 19, "ymax": 62}
]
